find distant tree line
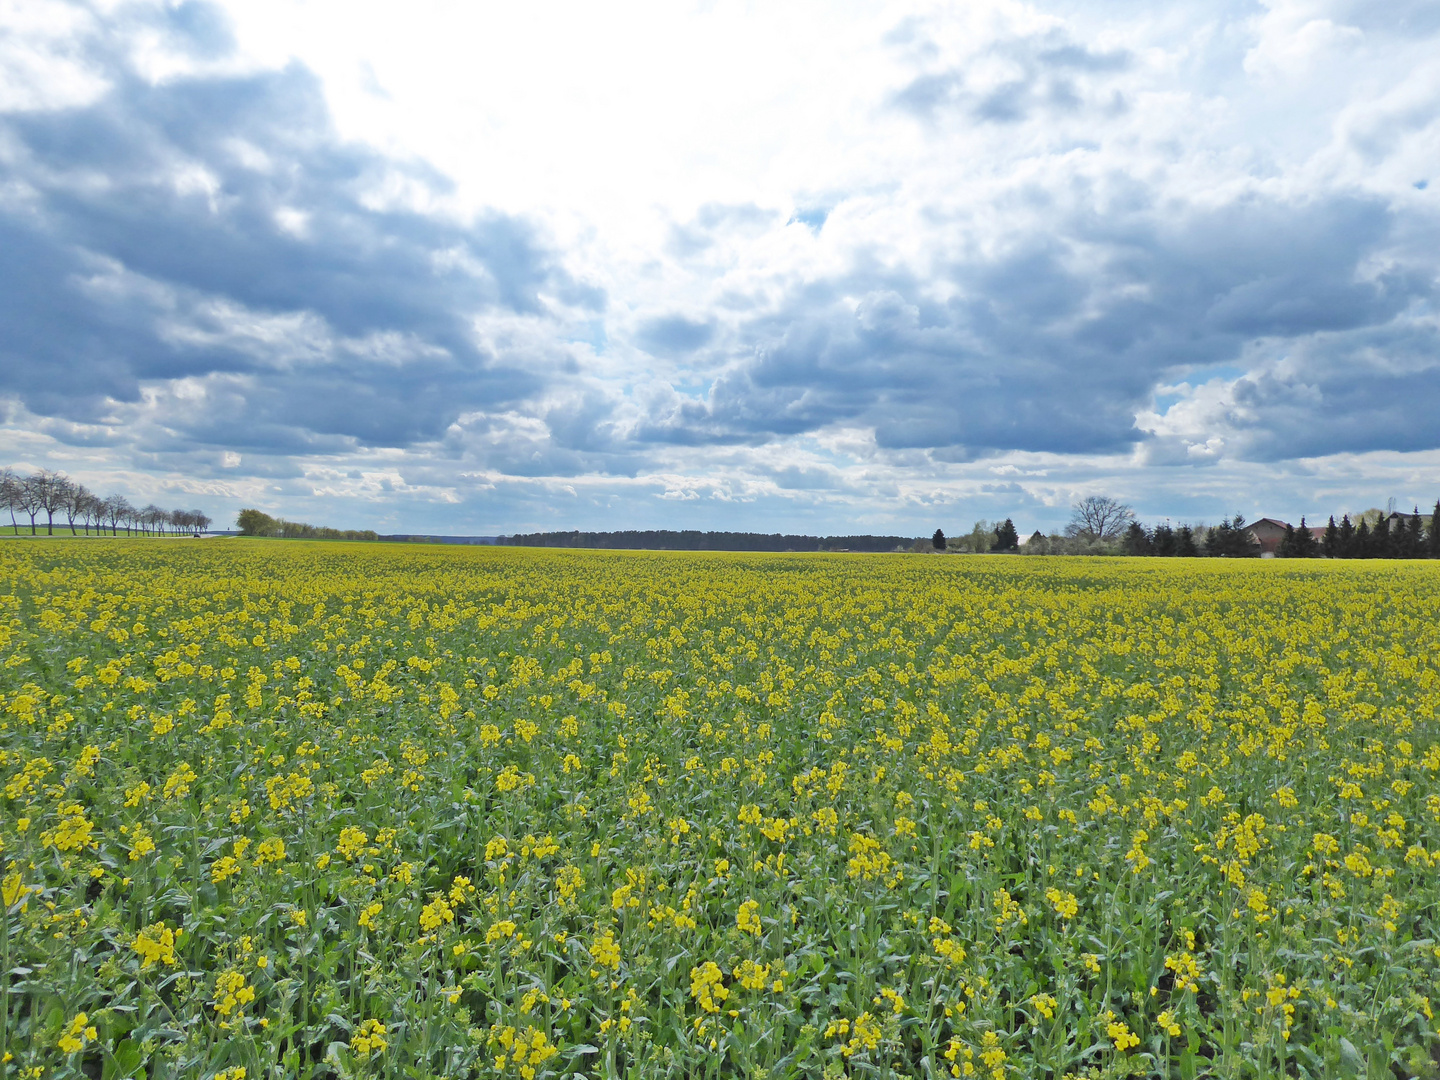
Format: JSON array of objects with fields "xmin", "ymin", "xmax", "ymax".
[
  {"xmin": 503, "ymin": 530, "xmax": 916, "ymax": 552},
  {"xmin": 1115, "ymin": 507, "xmax": 1440, "ymax": 559},
  {"xmin": 1010, "ymin": 496, "xmax": 1440, "ymax": 559},
  {"xmin": 1116, "ymin": 516, "xmax": 1240, "ymax": 557},
  {"xmin": 236, "ymin": 508, "xmax": 378, "ymax": 542},
  {"xmin": 1, "ymin": 466, "xmax": 211, "ymax": 537}
]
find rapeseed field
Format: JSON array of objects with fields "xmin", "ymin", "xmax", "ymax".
[{"xmin": 1, "ymin": 541, "xmax": 1438, "ymax": 1079}]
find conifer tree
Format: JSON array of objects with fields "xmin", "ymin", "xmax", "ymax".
[
  {"xmin": 1431, "ymin": 501, "xmax": 1440, "ymax": 558},
  {"xmin": 1123, "ymin": 521, "xmax": 1151, "ymax": 555},
  {"xmin": 992, "ymin": 519, "xmax": 1019, "ymax": 551},
  {"xmin": 1373, "ymin": 513, "xmax": 1391, "ymax": 557},
  {"xmin": 1203, "ymin": 515, "xmax": 1260, "ymax": 557},
  {"xmin": 1355, "ymin": 517, "xmax": 1371, "ymax": 558},
  {"xmin": 1403, "ymin": 509, "xmax": 1423, "ymax": 558},
  {"xmin": 1151, "ymin": 523, "xmax": 1176, "ymax": 557},
  {"xmin": 1322, "ymin": 516, "xmax": 1339, "ymax": 558},
  {"xmin": 1338, "ymin": 514, "xmax": 1355, "ymax": 557},
  {"xmin": 1176, "ymin": 524, "xmax": 1198, "ymax": 557},
  {"xmin": 1293, "ymin": 516, "xmax": 1317, "ymax": 557},
  {"xmin": 1277, "ymin": 523, "xmax": 1297, "ymax": 557}
]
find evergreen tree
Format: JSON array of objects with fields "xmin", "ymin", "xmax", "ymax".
[
  {"xmin": 992, "ymin": 519, "xmax": 1020, "ymax": 551},
  {"xmin": 1292, "ymin": 517, "xmax": 1317, "ymax": 557},
  {"xmin": 932, "ymin": 528, "xmax": 947, "ymax": 551},
  {"xmin": 1431, "ymin": 501, "xmax": 1440, "ymax": 558},
  {"xmin": 1338, "ymin": 514, "xmax": 1355, "ymax": 558},
  {"xmin": 1204, "ymin": 515, "xmax": 1261, "ymax": 557},
  {"xmin": 1403, "ymin": 509, "xmax": 1424, "ymax": 558},
  {"xmin": 1322, "ymin": 515, "xmax": 1339, "ymax": 558},
  {"xmin": 1276, "ymin": 523, "xmax": 1297, "ymax": 557},
  {"xmin": 1151, "ymin": 523, "xmax": 1176, "ymax": 557},
  {"xmin": 1354, "ymin": 517, "xmax": 1371, "ymax": 558},
  {"xmin": 1123, "ymin": 520, "xmax": 1152, "ymax": 555},
  {"xmin": 1176, "ymin": 524, "xmax": 1198, "ymax": 557},
  {"xmin": 1373, "ymin": 514, "xmax": 1391, "ymax": 557}
]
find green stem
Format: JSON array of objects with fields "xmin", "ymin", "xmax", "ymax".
[{"xmin": 1, "ymin": 892, "xmax": 10, "ymax": 1080}]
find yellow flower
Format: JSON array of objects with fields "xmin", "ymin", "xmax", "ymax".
[
  {"xmin": 689, "ymin": 961, "xmax": 729, "ymax": 1012},
  {"xmin": 420, "ymin": 896, "xmax": 454, "ymax": 932},
  {"xmin": 128, "ymin": 827, "xmax": 156, "ymax": 861},
  {"xmin": 736, "ymin": 899, "xmax": 762, "ymax": 936},
  {"xmin": 336, "ymin": 825, "xmax": 368, "ymax": 860},
  {"xmin": 1045, "ymin": 887, "xmax": 1079, "ymax": 920},
  {"xmin": 1157, "ymin": 1009, "xmax": 1181, "ymax": 1037},
  {"xmin": 57, "ymin": 1012, "xmax": 96, "ymax": 1054},
  {"xmin": 40, "ymin": 802, "xmax": 95, "ymax": 853},
  {"xmin": 2, "ymin": 873, "xmax": 33, "ymax": 909},
  {"xmin": 133, "ymin": 922, "xmax": 179, "ymax": 969},
  {"xmin": 162, "ymin": 762, "xmax": 197, "ymax": 800},
  {"xmin": 590, "ymin": 928, "xmax": 621, "ymax": 971},
  {"xmin": 213, "ymin": 969, "xmax": 255, "ymax": 1016},
  {"xmin": 351, "ymin": 1018, "xmax": 388, "ymax": 1056},
  {"xmin": 1105, "ymin": 1012, "xmax": 1139, "ymax": 1052}
]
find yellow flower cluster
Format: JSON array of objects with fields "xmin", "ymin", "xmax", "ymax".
[
  {"xmin": 56, "ymin": 1012, "xmax": 97, "ymax": 1054},
  {"xmin": 350, "ymin": 1018, "xmax": 387, "ymax": 1056},
  {"xmin": 132, "ymin": 922, "xmax": 179, "ymax": 970},
  {"xmin": 488, "ymin": 1024, "xmax": 559, "ymax": 1079}
]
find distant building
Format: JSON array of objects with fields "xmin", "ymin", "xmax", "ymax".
[
  {"xmin": 1244, "ymin": 517, "xmax": 1326, "ymax": 554},
  {"xmin": 1245, "ymin": 518, "xmax": 1290, "ymax": 555}
]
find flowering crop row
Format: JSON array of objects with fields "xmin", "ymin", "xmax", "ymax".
[{"xmin": 1, "ymin": 541, "xmax": 1438, "ymax": 1079}]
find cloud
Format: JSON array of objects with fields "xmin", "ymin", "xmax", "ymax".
[
  {"xmin": 4, "ymin": 0, "xmax": 1440, "ymax": 536},
  {"xmin": 0, "ymin": 1, "xmax": 595, "ymax": 456},
  {"xmin": 891, "ymin": 23, "xmax": 1132, "ymax": 124},
  {"xmin": 636, "ymin": 315, "xmax": 715, "ymax": 356},
  {"xmin": 628, "ymin": 186, "xmax": 1433, "ymax": 466}
]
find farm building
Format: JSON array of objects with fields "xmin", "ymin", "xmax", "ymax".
[{"xmin": 1245, "ymin": 517, "xmax": 1291, "ymax": 554}]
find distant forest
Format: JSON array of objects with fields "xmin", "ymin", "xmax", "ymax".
[{"xmin": 502, "ymin": 530, "xmax": 915, "ymax": 552}]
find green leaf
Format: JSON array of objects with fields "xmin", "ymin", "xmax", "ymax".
[
  {"xmin": 106, "ymin": 1038, "xmax": 144, "ymax": 1080},
  {"xmin": 1338, "ymin": 1037, "xmax": 1365, "ymax": 1078}
]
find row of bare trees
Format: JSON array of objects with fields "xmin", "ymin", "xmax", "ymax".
[{"xmin": 1, "ymin": 467, "xmax": 212, "ymax": 537}]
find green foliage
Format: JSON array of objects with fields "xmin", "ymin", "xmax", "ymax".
[
  {"xmin": 236, "ymin": 508, "xmax": 280, "ymax": 536},
  {"xmin": 1202, "ymin": 516, "xmax": 1261, "ymax": 558},
  {"xmin": 236, "ymin": 508, "xmax": 377, "ymax": 542}
]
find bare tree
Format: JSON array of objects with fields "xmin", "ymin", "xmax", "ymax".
[
  {"xmin": 79, "ymin": 489, "xmax": 103, "ymax": 535},
  {"xmin": 139, "ymin": 504, "xmax": 165, "ymax": 536},
  {"xmin": 28, "ymin": 470, "xmax": 72, "ymax": 535},
  {"xmin": 102, "ymin": 495, "xmax": 131, "ymax": 536},
  {"xmin": 1065, "ymin": 495, "xmax": 1136, "ymax": 541},
  {"xmin": 0, "ymin": 468, "xmax": 20, "ymax": 532},
  {"xmin": 2, "ymin": 466, "xmax": 217, "ymax": 541},
  {"xmin": 15, "ymin": 472, "xmax": 45, "ymax": 534},
  {"xmin": 60, "ymin": 478, "xmax": 91, "ymax": 535}
]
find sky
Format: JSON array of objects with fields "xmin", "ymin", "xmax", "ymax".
[{"xmin": 1, "ymin": 0, "xmax": 1438, "ymax": 536}]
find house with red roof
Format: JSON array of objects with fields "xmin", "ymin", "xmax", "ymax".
[{"xmin": 1245, "ymin": 517, "xmax": 1291, "ymax": 555}]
